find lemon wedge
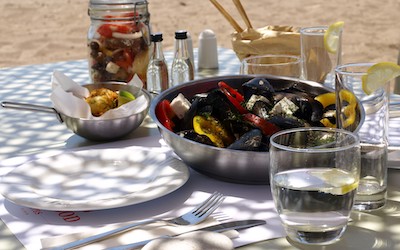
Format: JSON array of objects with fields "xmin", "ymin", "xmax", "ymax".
[
  {"xmin": 314, "ymin": 92, "xmax": 336, "ymax": 109},
  {"xmin": 324, "ymin": 21, "xmax": 344, "ymax": 54},
  {"xmin": 118, "ymin": 90, "xmax": 135, "ymax": 106},
  {"xmin": 362, "ymin": 62, "xmax": 400, "ymax": 95}
]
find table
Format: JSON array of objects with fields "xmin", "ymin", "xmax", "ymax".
[{"xmin": 1, "ymin": 48, "xmax": 400, "ymax": 250}]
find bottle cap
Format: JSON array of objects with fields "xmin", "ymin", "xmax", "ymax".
[
  {"xmin": 175, "ymin": 30, "xmax": 188, "ymax": 39},
  {"xmin": 151, "ymin": 33, "xmax": 163, "ymax": 42}
]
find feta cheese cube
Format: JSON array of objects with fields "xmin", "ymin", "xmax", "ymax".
[
  {"xmin": 170, "ymin": 93, "xmax": 191, "ymax": 119},
  {"xmin": 270, "ymin": 97, "xmax": 299, "ymax": 116}
]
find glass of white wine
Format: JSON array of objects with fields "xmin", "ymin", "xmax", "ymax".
[{"xmin": 270, "ymin": 127, "xmax": 360, "ymax": 245}]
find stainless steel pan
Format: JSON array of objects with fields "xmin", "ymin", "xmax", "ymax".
[{"xmin": 1, "ymin": 83, "xmax": 151, "ymax": 141}]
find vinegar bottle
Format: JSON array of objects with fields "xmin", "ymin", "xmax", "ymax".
[
  {"xmin": 171, "ymin": 30, "xmax": 194, "ymax": 86},
  {"xmin": 146, "ymin": 33, "xmax": 169, "ymax": 95}
]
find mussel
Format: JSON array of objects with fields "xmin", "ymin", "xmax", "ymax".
[
  {"xmin": 242, "ymin": 78, "xmax": 275, "ymax": 106},
  {"xmin": 177, "ymin": 130, "xmax": 215, "ymax": 146},
  {"xmin": 227, "ymin": 129, "xmax": 269, "ymax": 151},
  {"xmin": 274, "ymin": 92, "xmax": 324, "ymax": 123}
]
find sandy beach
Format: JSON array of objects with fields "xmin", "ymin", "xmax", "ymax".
[{"xmin": 0, "ymin": 0, "xmax": 399, "ymax": 68}]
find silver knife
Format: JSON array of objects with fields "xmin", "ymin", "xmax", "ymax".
[{"xmin": 105, "ymin": 219, "xmax": 266, "ymax": 250}]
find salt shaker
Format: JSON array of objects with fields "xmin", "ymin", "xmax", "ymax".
[{"xmin": 198, "ymin": 29, "xmax": 219, "ymax": 69}]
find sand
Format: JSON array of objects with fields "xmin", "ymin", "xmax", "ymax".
[{"xmin": 0, "ymin": 0, "xmax": 399, "ymax": 68}]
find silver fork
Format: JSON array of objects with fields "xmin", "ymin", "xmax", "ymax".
[{"xmin": 46, "ymin": 192, "xmax": 225, "ymax": 250}]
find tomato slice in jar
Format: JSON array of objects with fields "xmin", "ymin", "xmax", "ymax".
[
  {"xmin": 96, "ymin": 23, "xmax": 136, "ymax": 38},
  {"xmin": 155, "ymin": 100, "xmax": 176, "ymax": 131},
  {"xmin": 243, "ymin": 113, "xmax": 280, "ymax": 136},
  {"xmin": 114, "ymin": 49, "xmax": 133, "ymax": 70},
  {"xmin": 97, "ymin": 24, "xmax": 114, "ymax": 38}
]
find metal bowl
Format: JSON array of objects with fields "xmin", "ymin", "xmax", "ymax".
[
  {"xmin": 63, "ymin": 83, "xmax": 151, "ymax": 141},
  {"xmin": 2, "ymin": 83, "xmax": 151, "ymax": 141},
  {"xmin": 149, "ymin": 75, "xmax": 364, "ymax": 184}
]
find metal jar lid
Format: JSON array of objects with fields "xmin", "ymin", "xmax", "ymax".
[{"xmin": 88, "ymin": 0, "xmax": 150, "ymax": 23}]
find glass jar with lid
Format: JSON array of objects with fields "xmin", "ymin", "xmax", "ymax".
[{"xmin": 88, "ymin": 0, "xmax": 151, "ymax": 87}]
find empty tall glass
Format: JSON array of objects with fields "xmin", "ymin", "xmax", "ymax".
[
  {"xmin": 270, "ymin": 127, "xmax": 360, "ymax": 245},
  {"xmin": 335, "ymin": 63, "xmax": 389, "ymax": 211},
  {"xmin": 300, "ymin": 26, "xmax": 342, "ymax": 86},
  {"xmin": 240, "ymin": 54, "xmax": 301, "ymax": 78}
]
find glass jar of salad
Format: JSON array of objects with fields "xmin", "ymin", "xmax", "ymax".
[{"xmin": 88, "ymin": 0, "xmax": 151, "ymax": 86}]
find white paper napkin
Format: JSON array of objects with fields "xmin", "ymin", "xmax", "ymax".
[
  {"xmin": 50, "ymin": 71, "xmax": 149, "ymax": 119},
  {"xmin": 40, "ymin": 218, "xmax": 238, "ymax": 250},
  {"xmin": 141, "ymin": 230, "xmax": 237, "ymax": 250}
]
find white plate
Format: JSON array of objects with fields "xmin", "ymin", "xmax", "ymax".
[{"xmin": 0, "ymin": 147, "xmax": 189, "ymax": 211}]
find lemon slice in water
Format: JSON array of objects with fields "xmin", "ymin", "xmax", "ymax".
[
  {"xmin": 362, "ymin": 62, "xmax": 400, "ymax": 95},
  {"xmin": 324, "ymin": 21, "xmax": 344, "ymax": 54},
  {"xmin": 311, "ymin": 168, "xmax": 358, "ymax": 195}
]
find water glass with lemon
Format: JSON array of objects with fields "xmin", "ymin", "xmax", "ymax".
[
  {"xmin": 300, "ymin": 21, "xmax": 344, "ymax": 86},
  {"xmin": 270, "ymin": 127, "xmax": 360, "ymax": 245},
  {"xmin": 335, "ymin": 62, "xmax": 400, "ymax": 211}
]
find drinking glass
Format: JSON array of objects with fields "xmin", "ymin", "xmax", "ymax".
[
  {"xmin": 240, "ymin": 54, "xmax": 301, "ymax": 78},
  {"xmin": 270, "ymin": 127, "xmax": 360, "ymax": 245},
  {"xmin": 300, "ymin": 26, "xmax": 342, "ymax": 86},
  {"xmin": 335, "ymin": 63, "xmax": 389, "ymax": 211}
]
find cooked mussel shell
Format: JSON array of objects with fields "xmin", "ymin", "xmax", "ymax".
[
  {"xmin": 268, "ymin": 115, "xmax": 308, "ymax": 130},
  {"xmin": 274, "ymin": 92, "xmax": 324, "ymax": 124},
  {"xmin": 198, "ymin": 90, "xmax": 238, "ymax": 119},
  {"xmin": 178, "ymin": 130, "xmax": 215, "ymax": 146},
  {"xmin": 227, "ymin": 129, "xmax": 267, "ymax": 151},
  {"xmin": 182, "ymin": 97, "xmax": 201, "ymax": 130},
  {"xmin": 242, "ymin": 78, "xmax": 275, "ymax": 104},
  {"xmin": 249, "ymin": 100, "xmax": 270, "ymax": 120},
  {"xmin": 226, "ymin": 119, "xmax": 253, "ymax": 139},
  {"xmin": 182, "ymin": 90, "xmax": 236, "ymax": 130}
]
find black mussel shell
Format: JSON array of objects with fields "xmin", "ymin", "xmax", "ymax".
[
  {"xmin": 250, "ymin": 100, "xmax": 270, "ymax": 120},
  {"xmin": 268, "ymin": 115, "xmax": 307, "ymax": 130},
  {"xmin": 227, "ymin": 129, "xmax": 264, "ymax": 151},
  {"xmin": 182, "ymin": 97, "xmax": 200, "ymax": 130},
  {"xmin": 296, "ymin": 98, "xmax": 324, "ymax": 123},
  {"xmin": 273, "ymin": 92, "xmax": 323, "ymax": 124},
  {"xmin": 242, "ymin": 78, "xmax": 275, "ymax": 104},
  {"xmin": 178, "ymin": 130, "xmax": 215, "ymax": 146}
]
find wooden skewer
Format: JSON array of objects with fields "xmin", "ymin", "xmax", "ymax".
[
  {"xmin": 209, "ymin": 0, "xmax": 243, "ymax": 33},
  {"xmin": 232, "ymin": 0, "xmax": 253, "ymax": 29}
]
